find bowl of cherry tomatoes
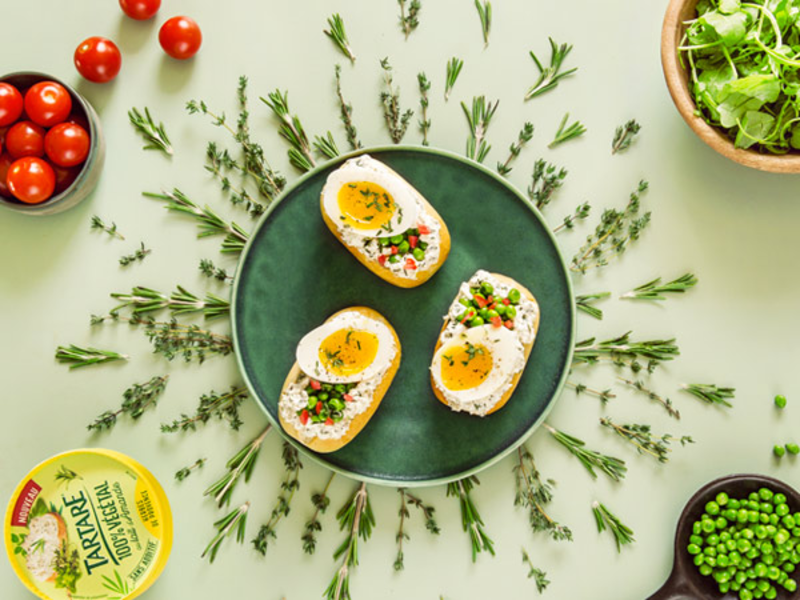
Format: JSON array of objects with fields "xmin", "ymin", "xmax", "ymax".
[{"xmin": 0, "ymin": 71, "xmax": 105, "ymax": 216}]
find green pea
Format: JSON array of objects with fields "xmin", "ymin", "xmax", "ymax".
[
  {"xmin": 699, "ymin": 564, "xmax": 713, "ymax": 576},
  {"xmin": 307, "ymin": 396, "xmax": 318, "ymax": 409},
  {"xmin": 761, "ymin": 513, "xmax": 771, "ymax": 524},
  {"xmin": 736, "ymin": 571, "xmax": 748, "ymax": 584},
  {"xmin": 390, "ymin": 234, "xmax": 404, "ymax": 244},
  {"xmin": 418, "ymin": 240, "xmax": 428, "ymax": 250},
  {"xmin": 508, "ymin": 288, "xmax": 521, "ymax": 304},
  {"xmin": 756, "ymin": 525, "xmax": 768, "ymax": 539},
  {"xmin": 479, "ymin": 308, "xmax": 490, "ymax": 319},
  {"xmin": 378, "ymin": 237, "xmax": 391, "ymax": 247},
  {"xmin": 774, "ymin": 494, "xmax": 788, "ymax": 506},
  {"xmin": 738, "ymin": 509, "xmax": 750, "ymax": 523},
  {"xmin": 408, "ymin": 228, "xmax": 420, "ymax": 236},
  {"xmin": 329, "ymin": 398, "xmax": 345, "ymax": 411},
  {"xmin": 785, "ymin": 579, "xmax": 798, "ymax": 592},
  {"xmin": 742, "ymin": 528, "xmax": 755, "ymax": 540},
  {"xmin": 775, "ymin": 395, "xmax": 787, "ymax": 409},
  {"xmin": 688, "ymin": 543, "xmax": 702, "ymax": 555},
  {"xmin": 749, "ymin": 511, "xmax": 760, "ymax": 523},
  {"xmin": 765, "ymin": 587, "xmax": 777, "ymax": 599},
  {"xmin": 758, "ymin": 580, "xmax": 771, "ymax": 592},
  {"xmin": 770, "ymin": 514, "xmax": 780, "ymax": 526},
  {"xmin": 480, "ymin": 281, "xmax": 494, "ymax": 295},
  {"xmin": 740, "ymin": 588, "xmax": 753, "ymax": 600},
  {"xmin": 693, "ymin": 522, "xmax": 702, "ymax": 535},
  {"xmin": 776, "ymin": 530, "xmax": 790, "ymax": 545},
  {"xmin": 762, "ymin": 503, "xmax": 774, "ymax": 514},
  {"xmin": 388, "ymin": 255, "xmax": 400, "ymax": 264},
  {"xmin": 782, "ymin": 516, "xmax": 796, "ymax": 529},
  {"xmin": 730, "ymin": 500, "xmax": 742, "ymax": 510},
  {"xmin": 706, "ymin": 556, "xmax": 717, "ymax": 567},
  {"xmin": 786, "ymin": 443, "xmax": 800, "ymax": 455},
  {"xmin": 720, "ymin": 582, "xmax": 731, "ymax": 594},
  {"xmin": 705, "ymin": 519, "xmax": 719, "ymax": 533},
  {"xmin": 777, "ymin": 504, "xmax": 790, "ymax": 517},
  {"xmin": 468, "ymin": 317, "xmax": 484, "ymax": 327},
  {"xmin": 717, "ymin": 517, "xmax": 729, "ymax": 529},
  {"xmin": 748, "ymin": 501, "xmax": 761, "ymax": 511},
  {"xmin": 412, "ymin": 247, "xmax": 425, "ymax": 261},
  {"xmin": 708, "ymin": 534, "xmax": 720, "ymax": 546},
  {"xmin": 506, "ymin": 305, "xmax": 517, "ymax": 318},
  {"xmin": 396, "ymin": 240, "xmax": 410, "ymax": 254},
  {"xmin": 705, "ymin": 546, "xmax": 717, "ymax": 557},
  {"xmin": 717, "ymin": 492, "xmax": 730, "ymax": 506},
  {"xmin": 495, "ymin": 304, "xmax": 507, "ymax": 316},
  {"xmin": 760, "ymin": 488, "xmax": 775, "ymax": 501},
  {"xmin": 694, "ymin": 554, "xmax": 705, "ymax": 566},
  {"xmin": 318, "ymin": 392, "xmax": 329, "ymax": 401},
  {"xmin": 762, "ymin": 541, "xmax": 774, "ymax": 555},
  {"xmin": 459, "ymin": 297, "xmax": 472, "ymax": 308},
  {"xmin": 718, "ymin": 554, "xmax": 730, "ymax": 567},
  {"xmin": 486, "ymin": 309, "xmax": 499, "ymax": 320},
  {"xmin": 707, "ymin": 501, "xmax": 721, "ymax": 516}
]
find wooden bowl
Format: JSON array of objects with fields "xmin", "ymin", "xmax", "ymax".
[{"xmin": 661, "ymin": 0, "xmax": 800, "ymax": 173}]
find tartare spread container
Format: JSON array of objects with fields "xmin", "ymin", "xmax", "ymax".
[{"xmin": 4, "ymin": 449, "xmax": 172, "ymax": 600}]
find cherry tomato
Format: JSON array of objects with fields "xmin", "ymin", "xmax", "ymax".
[
  {"xmin": 5, "ymin": 121, "xmax": 45, "ymax": 159},
  {"xmin": 0, "ymin": 83, "xmax": 24, "ymax": 127},
  {"xmin": 159, "ymin": 16, "xmax": 202, "ymax": 60},
  {"xmin": 45, "ymin": 123, "xmax": 90, "ymax": 168},
  {"xmin": 6, "ymin": 157, "xmax": 55, "ymax": 204},
  {"xmin": 0, "ymin": 153, "xmax": 13, "ymax": 198},
  {"xmin": 74, "ymin": 37, "xmax": 122, "ymax": 83},
  {"xmin": 24, "ymin": 82, "xmax": 72, "ymax": 128},
  {"xmin": 53, "ymin": 164, "xmax": 80, "ymax": 195},
  {"xmin": 119, "ymin": 0, "xmax": 160, "ymax": 20}
]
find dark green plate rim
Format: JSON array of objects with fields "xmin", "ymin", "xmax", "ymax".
[{"xmin": 231, "ymin": 145, "xmax": 576, "ymax": 487}]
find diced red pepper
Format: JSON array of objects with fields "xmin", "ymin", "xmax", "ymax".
[
  {"xmin": 309, "ymin": 379, "xmax": 321, "ymax": 390},
  {"xmin": 404, "ymin": 257, "xmax": 417, "ymax": 270},
  {"xmin": 300, "ymin": 410, "xmax": 310, "ymax": 425},
  {"xmin": 488, "ymin": 303, "xmax": 497, "ymax": 310},
  {"xmin": 487, "ymin": 295, "xmax": 494, "ymax": 303},
  {"xmin": 343, "ymin": 394, "xmax": 354, "ymax": 403},
  {"xmin": 473, "ymin": 295, "xmax": 488, "ymax": 308},
  {"xmin": 491, "ymin": 316, "xmax": 502, "ymax": 328},
  {"xmin": 408, "ymin": 235, "xmax": 419, "ymax": 248},
  {"xmin": 391, "ymin": 245, "xmax": 399, "ymax": 255},
  {"xmin": 325, "ymin": 417, "xmax": 334, "ymax": 426},
  {"xmin": 418, "ymin": 224, "xmax": 431, "ymax": 235},
  {"xmin": 460, "ymin": 310, "xmax": 475, "ymax": 325},
  {"xmin": 504, "ymin": 319, "xmax": 515, "ymax": 330},
  {"xmin": 378, "ymin": 255, "xmax": 387, "ymax": 266},
  {"xmin": 502, "ymin": 298, "xmax": 510, "ymax": 306},
  {"xmin": 315, "ymin": 402, "xmax": 323, "ymax": 414}
]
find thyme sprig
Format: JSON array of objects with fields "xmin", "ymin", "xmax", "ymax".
[
  {"xmin": 55, "ymin": 345, "xmax": 129, "ymax": 369},
  {"xmin": 143, "ymin": 189, "xmax": 250, "ymax": 254},
  {"xmin": 303, "ymin": 472, "xmax": 336, "ymax": 555},
  {"xmin": 199, "ymin": 258, "xmax": 233, "ymax": 282},
  {"xmin": 325, "ymin": 482, "xmax": 375, "ymax": 600},
  {"xmin": 573, "ymin": 332, "xmax": 679, "ymax": 367},
  {"xmin": 175, "ymin": 458, "xmax": 206, "ymax": 482},
  {"xmin": 444, "ymin": 57, "xmax": 464, "ymax": 101},
  {"xmin": 380, "ymin": 58, "xmax": 414, "ymax": 144},
  {"xmin": 462, "ymin": 96, "xmax": 499, "ymax": 163},
  {"xmin": 418, "ymin": 72, "xmax": 431, "ymax": 146},
  {"xmin": 525, "ymin": 39, "xmax": 577, "ymax": 101},
  {"xmin": 398, "ymin": 0, "xmax": 421, "ymax": 38},
  {"xmin": 571, "ymin": 180, "xmax": 650, "ymax": 273},
  {"xmin": 621, "ymin": 273, "xmax": 698, "ymax": 301},
  {"xmin": 513, "ymin": 445, "xmax": 573, "ymax": 541},
  {"xmin": 528, "ymin": 159, "xmax": 567, "ymax": 210},
  {"xmin": 88, "ymin": 375, "xmax": 169, "ymax": 431},
  {"xmin": 681, "ymin": 383, "xmax": 735, "ymax": 408},
  {"xmin": 202, "ymin": 502, "xmax": 249, "ymax": 564},
  {"xmin": 91, "ymin": 215, "xmax": 125, "ymax": 240},
  {"xmin": 162, "ymin": 386, "xmax": 248, "ymax": 433},
  {"xmin": 612, "ymin": 119, "xmax": 642, "ymax": 155},
  {"xmin": 447, "ymin": 476, "xmax": 494, "ymax": 561},
  {"xmin": 497, "ymin": 122, "xmax": 534, "ymax": 176},
  {"xmin": 575, "ymin": 292, "xmax": 610, "ymax": 320},
  {"xmin": 253, "ymin": 443, "xmax": 303, "ymax": 555},
  {"xmin": 474, "ymin": 0, "xmax": 492, "ymax": 47},
  {"xmin": 205, "ymin": 143, "xmax": 265, "ymax": 218},
  {"xmin": 110, "ymin": 285, "xmax": 229, "ymax": 319},
  {"xmin": 618, "ymin": 377, "xmax": 680, "ymax": 420},
  {"xmin": 128, "ymin": 107, "xmax": 173, "ymax": 156},
  {"xmin": 394, "ymin": 488, "xmax": 440, "ymax": 570},
  {"xmin": 592, "ymin": 501, "xmax": 635, "ymax": 552},
  {"xmin": 261, "ymin": 90, "xmax": 316, "ymax": 173},
  {"xmin": 567, "ymin": 380, "xmax": 616, "ymax": 404},
  {"xmin": 314, "ymin": 132, "xmax": 340, "ymax": 160},
  {"xmin": 522, "ymin": 548, "xmax": 550, "ymax": 594},
  {"xmin": 544, "ymin": 424, "xmax": 627, "ymax": 482},
  {"xmin": 325, "ymin": 14, "xmax": 356, "ymax": 63},
  {"xmin": 119, "ymin": 242, "xmax": 151, "ymax": 267},
  {"xmin": 334, "ymin": 65, "xmax": 361, "ymax": 150},
  {"xmin": 549, "ymin": 112, "xmax": 586, "ymax": 148},
  {"xmin": 553, "ymin": 202, "xmax": 592, "ymax": 233},
  {"xmin": 600, "ymin": 417, "xmax": 693, "ymax": 463},
  {"xmin": 204, "ymin": 425, "xmax": 271, "ymax": 507}
]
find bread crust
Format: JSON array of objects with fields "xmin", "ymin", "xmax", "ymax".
[
  {"xmin": 279, "ymin": 306, "xmax": 401, "ymax": 453},
  {"xmin": 430, "ymin": 273, "xmax": 540, "ymax": 415},
  {"xmin": 320, "ymin": 165, "xmax": 451, "ymax": 288}
]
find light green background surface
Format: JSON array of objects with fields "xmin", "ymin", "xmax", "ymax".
[{"xmin": 1, "ymin": 1, "xmax": 798, "ymax": 599}]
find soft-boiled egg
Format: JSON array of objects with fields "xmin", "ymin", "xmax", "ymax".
[
  {"xmin": 431, "ymin": 325, "xmax": 521, "ymax": 403},
  {"xmin": 296, "ymin": 310, "xmax": 396, "ymax": 383},
  {"xmin": 321, "ymin": 155, "xmax": 418, "ymax": 238}
]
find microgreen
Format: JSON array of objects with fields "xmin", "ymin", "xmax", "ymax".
[
  {"xmin": 444, "ymin": 57, "xmax": 464, "ymax": 102},
  {"xmin": 128, "ymin": 107, "xmax": 173, "ymax": 156},
  {"xmin": 497, "ymin": 122, "xmax": 534, "ymax": 176},
  {"xmin": 462, "ymin": 96, "xmax": 499, "ymax": 163},
  {"xmin": 525, "ymin": 38, "xmax": 577, "ymax": 101},
  {"xmin": 325, "ymin": 14, "xmax": 356, "ymax": 63}
]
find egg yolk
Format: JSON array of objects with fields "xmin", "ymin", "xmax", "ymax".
[
  {"xmin": 440, "ymin": 343, "xmax": 493, "ymax": 391},
  {"xmin": 337, "ymin": 181, "xmax": 396, "ymax": 230},
  {"xmin": 319, "ymin": 328, "xmax": 379, "ymax": 376}
]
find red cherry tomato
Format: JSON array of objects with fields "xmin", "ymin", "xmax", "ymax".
[
  {"xmin": 119, "ymin": 0, "xmax": 160, "ymax": 20},
  {"xmin": 6, "ymin": 157, "xmax": 55, "ymax": 204},
  {"xmin": 5, "ymin": 121, "xmax": 45, "ymax": 159},
  {"xmin": 159, "ymin": 16, "xmax": 202, "ymax": 60},
  {"xmin": 53, "ymin": 164, "xmax": 80, "ymax": 194},
  {"xmin": 0, "ymin": 153, "xmax": 13, "ymax": 197},
  {"xmin": 24, "ymin": 82, "xmax": 72, "ymax": 128},
  {"xmin": 45, "ymin": 123, "xmax": 90, "ymax": 168},
  {"xmin": 74, "ymin": 37, "xmax": 122, "ymax": 83},
  {"xmin": 0, "ymin": 83, "xmax": 24, "ymax": 127}
]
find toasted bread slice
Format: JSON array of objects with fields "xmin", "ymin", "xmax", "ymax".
[
  {"xmin": 279, "ymin": 306, "xmax": 401, "ymax": 453},
  {"xmin": 24, "ymin": 512, "xmax": 67, "ymax": 582},
  {"xmin": 430, "ymin": 273, "xmax": 540, "ymax": 415}
]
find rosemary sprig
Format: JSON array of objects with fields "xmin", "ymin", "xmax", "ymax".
[
  {"xmin": 205, "ymin": 143, "xmax": 266, "ymax": 218},
  {"xmin": 302, "ymin": 472, "xmax": 336, "ymax": 555},
  {"xmin": 462, "ymin": 96, "xmax": 499, "ymax": 163},
  {"xmin": 55, "ymin": 345, "xmax": 129, "ymax": 369},
  {"xmin": 162, "ymin": 386, "xmax": 248, "ymax": 433},
  {"xmin": 418, "ymin": 72, "xmax": 431, "ymax": 146},
  {"xmin": 573, "ymin": 331, "xmax": 679, "ymax": 367},
  {"xmin": 528, "ymin": 159, "xmax": 567, "ymax": 210},
  {"xmin": 175, "ymin": 458, "xmax": 206, "ymax": 482},
  {"xmin": 325, "ymin": 482, "xmax": 375, "ymax": 600},
  {"xmin": 553, "ymin": 202, "xmax": 592, "ymax": 233},
  {"xmin": 600, "ymin": 417, "xmax": 694, "ymax": 463},
  {"xmin": 681, "ymin": 383, "xmax": 735, "ymax": 408},
  {"xmin": 621, "ymin": 273, "xmax": 698, "ymax": 301},
  {"xmin": 549, "ymin": 112, "xmax": 586, "ymax": 148},
  {"xmin": 444, "ymin": 57, "xmax": 463, "ymax": 102},
  {"xmin": 334, "ymin": 65, "xmax": 361, "ymax": 150},
  {"xmin": 88, "ymin": 375, "xmax": 169, "ymax": 431},
  {"xmin": 497, "ymin": 122, "xmax": 534, "ymax": 176},
  {"xmin": 612, "ymin": 119, "xmax": 642, "ymax": 155},
  {"xmin": 325, "ymin": 14, "xmax": 356, "ymax": 63},
  {"xmin": 513, "ymin": 445, "xmax": 573, "ymax": 541},
  {"xmin": 575, "ymin": 291, "xmax": 610, "ymax": 320},
  {"xmin": 253, "ymin": 443, "xmax": 303, "ymax": 555},
  {"xmin": 204, "ymin": 425, "xmax": 271, "ymax": 507},
  {"xmin": 566, "ymin": 380, "xmax": 616, "ymax": 404},
  {"xmin": 202, "ymin": 502, "xmax": 249, "ymax": 563},
  {"xmin": 592, "ymin": 501, "xmax": 635, "ymax": 552},
  {"xmin": 143, "ymin": 189, "xmax": 250, "ymax": 254},
  {"xmin": 618, "ymin": 377, "xmax": 680, "ymax": 420},
  {"xmin": 525, "ymin": 38, "xmax": 577, "ymax": 101},
  {"xmin": 522, "ymin": 548, "xmax": 550, "ymax": 594},
  {"xmin": 447, "ymin": 476, "xmax": 494, "ymax": 561},
  {"xmin": 314, "ymin": 132, "xmax": 340, "ymax": 160},
  {"xmin": 394, "ymin": 488, "xmax": 440, "ymax": 571},
  {"xmin": 398, "ymin": 0, "xmax": 421, "ymax": 38},
  {"xmin": 91, "ymin": 215, "xmax": 125, "ymax": 240},
  {"xmin": 119, "ymin": 242, "xmax": 151, "ymax": 267},
  {"xmin": 571, "ymin": 180, "xmax": 651, "ymax": 273},
  {"xmin": 380, "ymin": 58, "xmax": 414, "ymax": 144},
  {"xmin": 128, "ymin": 107, "xmax": 173, "ymax": 156},
  {"xmin": 261, "ymin": 90, "xmax": 316, "ymax": 172},
  {"xmin": 474, "ymin": 0, "xmax": 492, "ymax": 47},
  {"xmin": 544, "ymin": 424, "xmax": 627, "ymax": 482},
  {"xmin": 199, "ymin": 258, "xmax": 233, "ymax": 282},
  {"xmin": 110, "ymin": 285, "xmax": 229, "ymax": 319}
]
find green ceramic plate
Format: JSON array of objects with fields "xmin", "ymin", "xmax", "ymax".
[{"xmin": 232, "ymin": 146, "xmax": 575, "ymax": 486}]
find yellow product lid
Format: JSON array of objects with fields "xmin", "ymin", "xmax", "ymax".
[{"xmin": 4, "ymin": 449, "xmax": 173, "ymax": 600}]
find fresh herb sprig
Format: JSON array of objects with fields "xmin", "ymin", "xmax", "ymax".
[
  {"xmin": 204, "ymin": 143, "xmax": 266, "ymax": 218},
  {"xmin": 394, "ymin": 488, "xmax": 440, "ymax": 570},
  {"xmin": 600, "ymin": 418, "xmax": 694, "ymax": 463},
  {"xmin": 497, "ymin": 122, "xmax": 534, "ymax": 176},
  {"xmin": 513, "ymin": 445, "xmax": 573, "ymax": 541},
  {"xmin": 618, "ymin": 377, "xmax": 681, "ymax": 420},
  {"xmin": 380, "ymin": 58, "xmax": 414, "ymax": 144},
  {"xmin": 55, "ymin": 345, "xmax": 129, "ymax": 369},
  {"xmin": 549, "ymin": 113, "xmax": 586, "ymax": 148},
  {"xmin": 525, "ymin": 38, "xmax": 577, "ymax": 101},
  {"xmin": 567, "ymin": 380, "xmax": 616, "ymax": 404},
  {"xmin": 544, "ymin": 424, "xmax": 627, "ymax": 482},
  {"xmin": 575, "ymin": 292, "xmax": 610, "ymax": 320},
  {"xmin": 199, "ymin": 258, "xmax": 233, "ymax": 282},
  {"xmin": 91, "ymin": 216, "xmax": 125, "ymax": 240},
  {"xmin": 204, "ymin": 426, "xmax": 271, "ymax": 507},
  {"xmin": 447, "ymin": 476, "xmax": 494, "ymax": 561},
  {"xmin": 314, "ymin": 132, "xmax": 340, "ymax": 160},
  {"xmin": 175, "ymin": 458, "xmax": 206, "ymax": 482},
  {"xmin": 553, "ymin": 202, "xmax": 592, "ymax": 233},
  {"xmin": 528, "ymin": 159, "xmax": 567, "ymax": 210},
  {"xmin": 398, "ymin": 0, "xmax": 421, "ymax": 38},
  {"xmin": 111, "ymin": 285, "xmax": 230, "ymax": 319},
  {"xmin": 522, "ymin": 548, "xmax": 550, "ymax": 594},
  {"xmin": 325, "ymin": 483, "xmax": 375, "ymax": 600},
  {"xmin": 612, "ymin": 119, "xmax": 641, "ymax": 154},
  {"xmin": 418, "ymin": 72, "xmax": 431, "ymax": 146},
  {"xmin": 444, "ymin": 57, "xmax": 463, "ymax": 102},
  {"xmin": 474, "ymin": 0, "xmax": 492, "ymax": 47},
  {"xmin": 128, "ymin": 107, "xmax": 173, "ymax": 156},
  {"xmin": 462, "ymin": 96, "xmax": 499, "ymax": 163},
  {"xmin": 119, "ymin": 242, "xmax": 151, "ymax": 267},
  {"xmin": 261, "ymin": 90, "xmax": 316, "ymax": 172},
  {"xmin": 303, "ymin": 472, "xmax": 336, "ymax": 555},
  {"xmin": 621, "ymin": 273, "xmax": 698, "ymax": 301},
  {"xmin": 405, "ymin": 490, "xmax": 440, "ymax": 534},
  {"xmin": 202, "ymin": 502, "xmax": 249, "ymax": 564},
  {"xmin": 252, "ymin": 443, "xmax": 303, "ymax": 555},
  {"xmin": 325, "ymin": 14, "xmax": 356, "ymax": 63},
  {"xmin": 88, "ymin": 375, "xmax": 169, "ymax": 431},
  {"xmin": 573, "ymin": 331, "xmax": 679, "ymax": 367},
  {"xmin": 53, "ymin": 542, "xmax": 81, "ymax": 593},
  {"xmin": 334, "ymin": 65, "xmax": 361, "ymax": 150},
  {"xmin": 592, "ymin": 501, "xmax": 635, "ymax": 552},
  {"xmin": 162, "ymin": 386, "xmax": 248, "ymax": 433},
  {"xmin": 681, "ymin": 383, "xmax": 735, "ymax": 408}
]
